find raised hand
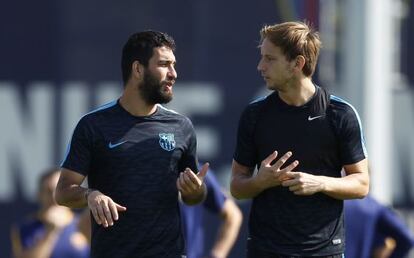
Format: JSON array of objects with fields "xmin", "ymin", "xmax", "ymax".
[
  {"xmin": 256, "ymin": 151, "xmax": 299, "ymax": 189},
  {"xmin": 177, "ymin": 162, "xmax": 209, "ymax": 205}
]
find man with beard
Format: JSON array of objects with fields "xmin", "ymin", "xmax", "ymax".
[{"xmin": 55, "ymin": 31, "xmax": 208, "ymax": 258}]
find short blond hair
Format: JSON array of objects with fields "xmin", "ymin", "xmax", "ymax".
[{"xmin": 260, "ymin": 21, "xmax": 321, "ymax": 77}]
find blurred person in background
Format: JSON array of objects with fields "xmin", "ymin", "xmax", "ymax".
[
  {"xmin": 10, "ymin": 168, "xmax": 90, "ymax": 258},
  {"xmin": 231, "ymin": 21, "xmax": 369, "ymax": 257},
  {"xmin": 55, "ymin": 30, "xmax": 208, "ymax": 258},
  {"xmin": 345, "ymin": 195, "xmax": 414, "ymax": 258},
  {"xmin": 181, "ymin": 171, "xmax": 242, "ymax": 258}
]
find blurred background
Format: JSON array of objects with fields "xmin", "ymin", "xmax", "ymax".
[{"xmin": 1, "ymin": 0, "xmax": 414, "ymax": 257}]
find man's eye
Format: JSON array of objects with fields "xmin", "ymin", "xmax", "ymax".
[{"xmin": 160, "ymin": 62, "xmax": 173, "ymax": 67}]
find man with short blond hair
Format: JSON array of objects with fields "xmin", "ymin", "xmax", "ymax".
[{"xmin": 231, "ymin": 21, "xmax": 369, "ymax": 257}]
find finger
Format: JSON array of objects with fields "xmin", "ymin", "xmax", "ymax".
[
  {"xmin": 96, "ymin": 204, "xmax": 108, "ymax": 227},
  {"xmin": 289, "ymin": 185, "xmax": 301, "ymax": 192},
  {"xmin": 184, "ymin": 167, "xmax": 201, "ymax": 182},
  {"xmin": 292, "ymin": 186, "xmax": 307, "ymax": 195},
  {"xmin": 176, "ymin": 178, "xmax": 182, "ymax": 191},
  {"xmin": 184, "ymin": 169, "xmax": 199, "ymax": 185},
  {"xmin": 281, "ymin": 178, "xmax": 298, "ymax": 187},
  {"xmin": 115, "ymin": 203, "xmax": 127, "ymax": 212},
  {"xmin": 186, "ymin": 170, "xmax": 203, "ymax": 187},
  {"xmin": 279, "ymin": 171, "xmax": 300, "ymax": 183},
  {"xmin": 179, "ymin": 172, "xmax": 191, "ymax": 193},
  {"xmin": 183, "ymin": 172, "xmax": 199, "ymax": 191},
  {"xmin": 108, "ymin": 202, "xmax": 119, "ymax": 221},
  {"xmin": 102, "ymin": 202, "xmax": 114, "ymax": 226},
  {"xmin": 261, "ymin": 151, "xmax": 278, "ymax": 167},
  {"xmin": 293, "ymin": 190, "xmax": 306, "ymax": 195},
  {"xmin": 272, "ymin": 151, "xmax": 292, "ymax": 170},
  {"xmin": 197, "ymin": 163, "xmax": 209, "ymax": 180},
  {"xmin": 90, "ymin": 207, "xmax": 101, "ymax": 225},
  {"xmin": 284, "ymin": 160, "xmax": 299, "ymax": 172}
]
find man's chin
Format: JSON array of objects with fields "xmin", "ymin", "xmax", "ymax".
[
  {"xmin": 158, "ymin": 94, "xmax": 173, "ymax": 104},
  {"xmin": 266, "ymin": 84, "xmax": 276, "ymax": 91},
  {"xmin": 144, "ymin": 95, "xmax": 172, "ymax": 105}
]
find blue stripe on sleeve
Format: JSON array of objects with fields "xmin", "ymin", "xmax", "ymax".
[
  {"xmin": 330, "ymin": 95, "xmax": 368, "ymax": 157},
  {"xmin": 60, "ymin": 100, "xmax": 118, "ymax": 166}
]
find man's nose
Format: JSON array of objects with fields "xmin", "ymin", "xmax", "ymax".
[
  {"xmin": 257, "ymin": 59, "xmax": 265, "ymax": 72},
  {"xmin": 168, "ymin": 67, "xmax": 177, "ymax": 80}
]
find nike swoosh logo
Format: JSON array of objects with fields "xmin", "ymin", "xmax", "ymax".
[
  {"xmin": 308, "ymin": 115, "xmax": 324, "ymax": 121},
  {"xmin": 108, "ymin": 141, "xmax": 127, "ymax": 149}
]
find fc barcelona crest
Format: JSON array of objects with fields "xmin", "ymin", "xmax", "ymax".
[{"xmin": 159, "ymin": 133, "xmax": 176, "ymax": 151}]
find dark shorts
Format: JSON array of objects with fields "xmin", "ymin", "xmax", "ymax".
[{"xmin": 247, "ymin": 249, "xmax": 344, "ymax": 258}]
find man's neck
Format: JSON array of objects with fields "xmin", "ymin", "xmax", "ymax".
[
  {"xmin": 119, "ymin": 86, "xmax": 157, "ymax": 117},
  {"xmin": 277, "ymin": 77, "xmax": 316, "ymax": 106}
]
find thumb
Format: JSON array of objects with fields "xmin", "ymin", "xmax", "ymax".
[
  {"xmin": 197, "ymin": 162, "xmax": 209, "ymax": 180},
  {"xmin": 115, "ymin": 203, "xmax": 127, "ymax": 212}
]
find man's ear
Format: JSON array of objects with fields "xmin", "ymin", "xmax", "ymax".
[
  {"xmin": 293, "ymin": 55, "xmax": 306, "ymax": 73},
  {"xmin": 131, "ymin": 60, "xmax": 144, "ymax": 79}
]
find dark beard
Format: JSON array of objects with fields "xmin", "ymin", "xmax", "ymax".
[{"xmin": 139, "ymin": 69, "xmax": 173, "ymax": 105}]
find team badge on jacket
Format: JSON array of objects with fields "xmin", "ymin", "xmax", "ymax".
[{"xmin": 159, "ymin": 133, "xmax": 176, "ymax": 151}]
